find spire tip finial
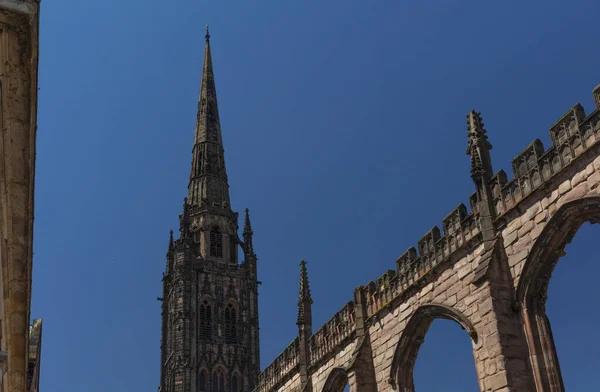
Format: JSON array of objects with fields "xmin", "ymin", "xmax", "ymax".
[
  {"xmin": 243, "ymin": 208, "xmax": 253, "ymax": 235},
  {"xmin": 205, "ymin": 25, "xmax": 210, "ymax": 40},
  {"xmin": 168, "ymin": 229, "xmax": 174, "ymax": 252},
  {"xmin": 297, "ymin": 260, "xmax": 313, "ymax": 325}
]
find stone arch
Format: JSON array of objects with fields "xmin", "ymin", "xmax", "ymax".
[
  {"xmin": 198, "ymin": 367, "xmax": 209, "ymax": 392},
  {"xmin": 229, "ymin": 370, "xmax": 241, "ymax": 392},
  {"xmin": 322, "ymin": 367, "xmax": 349, "ymax": 392},
  {"xmin": 516, "ymin": 196, "xmax": 600, "ymax": 392},
  {"xmin": 389, "ymin": 304, "xmax": 478, "ymax": 390},
  {"xmin": 211, "ymin": 365, "xmax": 228, "ymax": 392}
]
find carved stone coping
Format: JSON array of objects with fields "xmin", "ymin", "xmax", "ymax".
[
  {"xmin": 495, "ymin": 107, "xmax": 600, "ymax": 220},
  {"xmin": 255, "ymin": 337, "xmax": 300, "ymax": 392},
  {"xmin": 308, "ymin": 331, "xmax": 357, "ymax": 374},
  {"xmin": 365, "ymin": 232, "xmax": 483, "ymax": 325}
]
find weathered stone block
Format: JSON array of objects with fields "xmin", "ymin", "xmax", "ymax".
[
  {"xmin": 560, "ymin": 182, "xmax": 590, "ymax": 206},
  {"xmin": 558, "ymin": 179, "xmax": 572, "ymax": 195},
  {"xmin": 587, "ymin": 170, "xmax": 600, "ymax": 189},
  {"xmin": 517, "ymin": 220, "xmax": 534, "ymax": 238}
]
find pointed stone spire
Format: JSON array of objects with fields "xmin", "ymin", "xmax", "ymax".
[
  {"xmin": 168, "ymin": 230, "xmax": 174, "ymax": 252},
  {"xmin": 243, "ymin": 208, "xmax": 253, "ymax": 236},
  {"xmin": 297, "ymin": 260, "xmax": 313, "ymax": 326},
  {"xmin": 166, "ymin": 230, "xmax": 175, "ymax": 271},
  {"xmin": 188, "ymin": 26, "xmax": 230, "ymax": 207},
  {"xmin": 466, "ymin": 110, "xmax": 497, "ymax": 240},
  {"xmin": 179, "ymin": 197, "xmax": 191, "ymax": 238},
  {"xmin": 243, "ymin": 208, "xmax": 255, "ymax": 257},
  {"xmin": 466, "ymin": 110, "xmax": 493, "ymax": 181},
  {"xmin": 297, "ymin": 260, "xmax": 313, "ymax": 387}
]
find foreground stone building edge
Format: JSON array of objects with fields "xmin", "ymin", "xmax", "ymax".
[{"xmin": 0, "ymin": 1, "xmax": 42, "ymax": 392}]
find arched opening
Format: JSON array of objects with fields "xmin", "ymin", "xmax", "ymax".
[
  {"xmin": 198, "ymin": 369, "xmax": 207, "ymax": 392},
  {"xmin": 230, "ymin": 373, "xmax": 239, "ymax": 392},
  {"xmin": 224, "ymin": 302, "xmax": 237, "ymax": 344},
  {"xmin": 322, "ymin": 368, "xmax": 350, "ymax": 392},
  {"xmin": 516, "ymin": 197, "xmax": 600, "ymax": 392},
  {"xmin": 199, "ymin": 299, "xmax": 213, "ymax": 341},
  {"xmin": 212, "ymin": 368, "xmax": 225, "ymax": 392},
  {"xmin": 210, "ymin": 227, "xmax": 223, "ymax": 258},
  {"xmin": 413, "ymin": 319, "xmax": 479, "ymax": 390},
  {"xmin": 546, "ymin": 222, "xmax": 600, "ymax": 390},
  {"xmin": 390, "ymin": 304, "xmax": 479, "ymax": 391}
]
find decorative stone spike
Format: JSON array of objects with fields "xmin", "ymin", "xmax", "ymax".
[
  {"xmin": 297, "ymin": 260, "xmax": 313, "ymax": 325},
  {"xmin": 466, "ymin": 110, "xmax": 493, "ymax": 180},
  {"xmin": 243, "ymin": 208, "xmax": 253, "ymax": 235}
]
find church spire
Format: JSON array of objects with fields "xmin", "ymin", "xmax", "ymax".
[{"xmin": 188, "ymin": 26, "xmax": 230, "ymax": 207}]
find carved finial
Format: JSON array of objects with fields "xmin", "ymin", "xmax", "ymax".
[
  {"xmin": 168, "ymin": 230, "xmax": 174, "ymax": 252},
  {"xmin": 298, "ymin": 260, "xmax": 313, "ymax": 304},
  {"xmin": 180, "ymin": 198, "xmax": 191, "ymax": 238},
  {"xmin": 205, "ymin": 25, "xmax": 210, "ymax": 41},
  {"xmin": 466, "ymin": 110, "xmax": 493, "ymax": 180},
  {"xmin": 466, "ymin": 110, "xmax": 491, "ymax": 149},
  {"xmin": 297, "ymin": 260, "xmax": 313, "ymax": 325},
  {"xmin": 593, "ymin": 84, "xmax": 600, "ymax": 108},
  {"xmin": 243, "ymin": 208, "xmax": 253, "ymax": 235}
]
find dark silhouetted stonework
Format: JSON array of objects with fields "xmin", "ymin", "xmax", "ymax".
[{"xmin": 159, "ymin": 28, "xmax": 260, "ymax": 392}]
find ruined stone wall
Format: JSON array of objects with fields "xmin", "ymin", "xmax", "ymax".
[{"xmin": 255, "ymin": 85, "xmax": 600, "ymax": 392}]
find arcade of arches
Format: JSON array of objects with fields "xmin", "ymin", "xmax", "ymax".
[
  {"xmin": 256, "ymin": 89, "xmax": 600, "ymax": 392},
  {"xmin": 315, "ymin": 197, "xmax": 600, "ymax": 392}
]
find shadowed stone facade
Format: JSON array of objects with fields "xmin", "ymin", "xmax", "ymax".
[
  {"xmin": 27, "ymin": 319, "xmax": 41, "ymax": 392},
  {"xmin": 159, "ymin": 28, "xmax": 261, "ymax": 392},
  {"xmin": 254, "ymin": 85, "xmax": 600, "ymax": 392}
]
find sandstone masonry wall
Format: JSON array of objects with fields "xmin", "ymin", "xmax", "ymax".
[{"xmin": 255, "ymin": 85, "xmax": 600, "ymax": 392}]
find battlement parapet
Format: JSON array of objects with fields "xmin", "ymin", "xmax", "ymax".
[
  {"xmin": 308, "ymin": 301, "xmax": 356, "ymax": 366},
  {"xmin": 358, "ymin": 92, "xmax": 600, "ymax": 321},
  {"xmin": 494, "ymin": 104, "xmax": 600, "ymax": 215},
  {"xmin": 254, "ymin": 337, "xmax": 299, "ymax": 392},
  {"xmin": 361, "ymin": 202, "xmax": 480, "ymax": 318}
]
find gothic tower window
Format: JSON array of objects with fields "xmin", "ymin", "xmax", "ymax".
[
  {"xmin": 224, "ymin": 303, "xmax": 237, "ymax": 344},
  {"xmin": 199, "ymin": 300, "xmax": 212, "ymax": 341},
  {"xmin": 212, "ymin": 369, "xmax": 225, "ymax": 392},
  {"xmin": 210, "ymin": 227, "xmax": 223, "ymax": 258},
  {"xmin": 198, "ymin": 370, "xmax": 207, "ymax": 392},
  {"xmin": 230, "ymin": 374, "xmax": 238, "ymax": 392}
]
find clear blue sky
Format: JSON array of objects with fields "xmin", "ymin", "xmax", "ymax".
[{"xmin": 32, "ymin": 1, "xmax": 600, "ymax": 391}]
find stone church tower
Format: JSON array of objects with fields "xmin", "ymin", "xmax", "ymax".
[{"xmin": 159, "ymin": 27, "xmax": 261, "ymax": 392}]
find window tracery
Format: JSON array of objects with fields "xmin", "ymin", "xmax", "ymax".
[
  {"xmin": 210, "ymin": 227, "xmax": 223, "ymax": 258},
  {"xmin": 230, "ymin": 374, "xmax": 238, "ymax": 392},
  {"xmin": 212, "ymin": 369, "xmax": 225, "ymax": 392},
  {"xmin": 199, "ymin": 299, "xmax": 212, "ymax": 341},
  {"xmin": 199, "ymin": 370, "xmax": 207, "ymax": 392},
  {"xmin": 224, "ymin": 303, "xmax": 237, "ymax": 344}
]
